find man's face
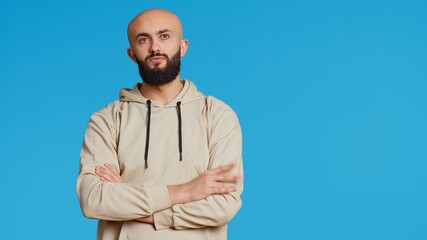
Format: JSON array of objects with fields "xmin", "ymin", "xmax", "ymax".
[{"xmin": 127, "ymin": 10, "xmax": 188, "ymax": 85}]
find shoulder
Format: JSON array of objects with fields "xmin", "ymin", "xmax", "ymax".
[
  {"xmin": 205, "ymin": 96, "xmax": 240, "ymax": 126},
  {"xmin": 89, "ymin": 100, "xmax": 123, "ymax": 125},
  {"xmin": 206, "ymin": 96, "xmax": 234, "ymax": 114}
]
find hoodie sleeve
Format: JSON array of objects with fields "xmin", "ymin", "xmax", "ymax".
[
  {"xmin": 76, "ymin": 107, "xmax": 171, "ymax": 221},
  {"xmin": 153, "ymin": 99, "xmax": 243, "ymax": 230}
]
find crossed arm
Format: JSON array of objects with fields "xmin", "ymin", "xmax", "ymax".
[
  {"xmin": 78, "ymin": 104, "xmax": 243, "ymax": 229},
  {"xmin": 95, "ymin": 163, "xmax": 241, "ymax": 224}
]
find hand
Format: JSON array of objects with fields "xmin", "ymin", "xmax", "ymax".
[
  {"xmin": 135, "ymin": 215, "xmax": 154, "ymax": 224},
  {"xmin": 95, "ymin": 163, "xmax": 123, "ymax": 183},
  {"xmin": 168, "ymin": 164, "xmax": 241, "ymax": 205}
]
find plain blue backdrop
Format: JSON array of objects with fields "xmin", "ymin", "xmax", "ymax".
[{"xmin": 1, "ymin": 0, "xmax": 426, "ymax": 239}]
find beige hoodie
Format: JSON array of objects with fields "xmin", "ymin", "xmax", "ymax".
[{"xmin": 76, "ymin": 80, "xmax": 243, "ymax": 240}]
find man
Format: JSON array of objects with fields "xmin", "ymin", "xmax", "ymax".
[{"xmin": 76, "ymin": 9, "xmax": 243, "ymax": 240}]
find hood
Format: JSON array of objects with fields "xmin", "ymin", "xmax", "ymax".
[{"xmin": 119, "ymin": 80, "xmax": 205, "ymax": 107}]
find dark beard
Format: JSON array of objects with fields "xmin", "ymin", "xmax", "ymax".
[{"xmin": 136, "ymin": 49, "xmax": 181, "ymax": 86}]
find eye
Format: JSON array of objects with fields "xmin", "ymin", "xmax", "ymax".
[
  {"xmin": 138, "ymin": 37, "xmax": 149, "ymax": 44},
  {"xmin": 160, "ymin": 34, "xmax": 170, "ymax": 40}
]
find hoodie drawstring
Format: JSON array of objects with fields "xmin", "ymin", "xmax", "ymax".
[
  {"xmin": 177, "ymin": 101, "xmax": 183, "ymax": 161},
  {"xmin": 144, "ymin": 100, "xmax": 151, "ymax": 169},
  {"xmin": 144, "ymin": 100, "xmax": 183, "ymax": 168}
]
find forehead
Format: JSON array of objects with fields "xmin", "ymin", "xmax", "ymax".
[{"xmin": 129, "ymin": 11, "xmax": 182, "ymax": 37}]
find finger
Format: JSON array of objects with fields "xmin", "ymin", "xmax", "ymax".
[
  {"xmin": 216, "ymin": 175, "xmax": 241, "ymax": 183},
  {"xmin": 96, "ymin": 167, "xmax": 115, "ymax": 182},
  {"xmin": 104, "ymin": 163, "xmax": 123, "ymax": 183},
  {"xmin": 100, "ymin": 177, "xmax": 109, "ymax": 182},
  {"xmin": 213, "ymin": 185, "xmax": 238, "ymax": 194},
  {"xmin": 211, "ymin": 164, "xmax": 236, "ymax": 174},
  {"xmin": 96, "ymin": 165, "xmax": 121, "ymax": 183},
  {"xmin": 95, "ymin": 167, "xmax": 107, "ymax": 177},
  {"xmin": 104, "ymin": 163, "xmax": 118, "ymax": 174}
]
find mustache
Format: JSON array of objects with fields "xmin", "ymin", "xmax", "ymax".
[{"xmin": 145, "ymin": 52, "xmax": 169, "ymax": 61}]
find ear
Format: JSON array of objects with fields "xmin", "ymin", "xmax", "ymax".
[
  {"xmin": 127, "ymin": 48, "xmax": 137, "ymax": 62},
  {"xmin": 179, "ymin": 39, "xmax": 189, "ymax": 57}
]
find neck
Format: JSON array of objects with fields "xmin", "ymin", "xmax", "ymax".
[{"xmin": 139, "ymin": 76, "xmax": 184, "ymax": 105}]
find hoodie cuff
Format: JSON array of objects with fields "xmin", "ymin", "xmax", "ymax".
[
  {"xmin": 146, "ymin": 185, "xmax": 171, "ymax": 213},
  {"xmin": 154, "ymin": 208, "xmax": 174, "ymax": 230}
]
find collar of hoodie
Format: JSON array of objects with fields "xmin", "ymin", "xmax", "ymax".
[{"xmin": 119, "ymin": 80, "xmax": 203, "ymax": 108}]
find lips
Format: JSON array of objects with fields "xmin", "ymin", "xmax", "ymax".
[{"xmin": 148, "ymin": 56, "xmax": 165, "ymax": 64}]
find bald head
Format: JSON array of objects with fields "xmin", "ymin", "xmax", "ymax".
[
  {"xmin": 127, "ymin": 9, "xmax": 183, "ymax": 48},
  {"xmin": 125, "ymin": 8, "xmax": 189, "ymax": 84}
]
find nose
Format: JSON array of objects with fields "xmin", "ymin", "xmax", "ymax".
[{"xmin": 149, "ymin": 39, "xmax": 161, "ymax": 53}]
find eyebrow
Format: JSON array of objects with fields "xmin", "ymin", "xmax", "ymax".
[
  {"xmin": 136, "ymin": 29, "xmax": 172, "ymax": 39},
  {"xmin": 158, "ymin": 29, "xmax": 171, "ymax": 34}
]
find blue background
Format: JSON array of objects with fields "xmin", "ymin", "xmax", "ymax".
[{"xmin": 1, "ymin": 0, "xmax": 426, "ymax": 239}]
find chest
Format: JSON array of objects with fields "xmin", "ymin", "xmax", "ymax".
[{"xmin": 116, "ymin": 104, "xmax": 210, "ymax": 185}]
